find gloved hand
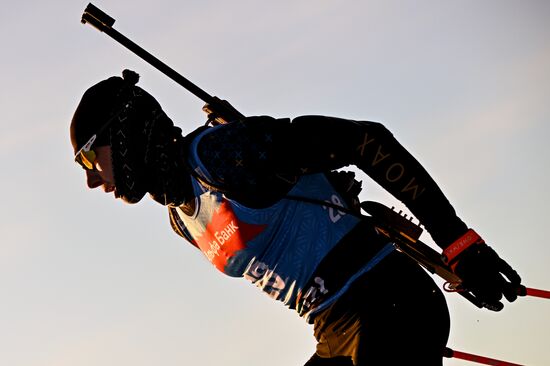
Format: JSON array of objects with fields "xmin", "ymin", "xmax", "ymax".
[{"xmin": 448, "ymin": 237, "xmax": 522, "ymax": 311}]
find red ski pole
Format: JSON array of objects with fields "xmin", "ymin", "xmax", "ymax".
[
  {"xmin": 444, "ymin": 348, "xmax": 524, "ymax": 366},
  {"xmin": 519, "ymin": 286, "xmax": 550, "ymax": 299}
]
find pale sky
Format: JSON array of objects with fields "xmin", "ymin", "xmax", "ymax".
[{"xmin": 1, "ymin": 1, "xmax": 549, "ymax": 365}]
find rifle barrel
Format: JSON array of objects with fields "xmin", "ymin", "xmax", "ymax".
[{"xmin": 81, "ymin": 2, "xmax": 236, "ymax": 114}]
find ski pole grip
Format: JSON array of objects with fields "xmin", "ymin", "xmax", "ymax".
[{"xmin": 81, "ymin": 3, "xmax": 115, "ymax": 32}]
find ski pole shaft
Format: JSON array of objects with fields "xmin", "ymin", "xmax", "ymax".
[
  {"xmin": 80, "ymin": 3, "xmax": 245, "ymax": 121},
  {"xmin": 518, "ymin": 286, "xmax": 550, "ymax": 299},
  {"xmin": 444, "ymin": 348, "xmax": 524, "ymax": 366}
]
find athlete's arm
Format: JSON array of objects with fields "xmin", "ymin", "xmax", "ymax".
[
  {"xmin": 279, "ymin": 115, "xmax": 469, "ymax": 249},
  {"xmin": 194, "ymin": 115, "xmax": 466, "ymax": 248}
]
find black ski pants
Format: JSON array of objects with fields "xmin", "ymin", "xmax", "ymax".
[{"xmin": 304, "ymin": 250, "xmax": 451, "ymax": 366}]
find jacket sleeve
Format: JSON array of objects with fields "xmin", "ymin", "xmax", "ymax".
[{"xmin": 194, "ymin": 115, "xmax": 468, "ymax": 249}]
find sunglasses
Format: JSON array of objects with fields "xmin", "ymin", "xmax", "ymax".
[
  {"xmin": 74, "ymin": 101, "xmax": 132, "ymax": 171},
  {"xmin": 74, "ymin": 134, "xmax": 100, "ymax": 171}
]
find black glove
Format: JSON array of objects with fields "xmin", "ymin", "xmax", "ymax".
[{"xmin": 451, "ymin": 242, "xmax": 522, "ymax": 311}]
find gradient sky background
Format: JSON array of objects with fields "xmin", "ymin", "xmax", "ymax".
[{"xmin": 1, "ymin": 1, "xmax": 549, "ymax": 365}]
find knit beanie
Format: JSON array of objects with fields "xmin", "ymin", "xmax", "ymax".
[{"xmin": 70, "ymin": 70, "xmax": 190, "ymax": 205}]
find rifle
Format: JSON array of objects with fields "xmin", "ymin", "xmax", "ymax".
[{"xmin": 81, "ymin": 3, "xmax": 243, "ymax": 125}]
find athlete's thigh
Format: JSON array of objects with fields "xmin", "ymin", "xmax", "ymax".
[{"xmin": 352, "ymin": 253, "xmax": 450, "ymax": 365}]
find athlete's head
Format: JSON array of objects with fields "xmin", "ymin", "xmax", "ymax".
[{"xmin": 70, "ymin": 69, "xmax": 189, "ymax": 205}]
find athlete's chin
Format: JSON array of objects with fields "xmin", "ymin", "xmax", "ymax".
[{"xmin": 118, "ymin": 193, "xmax": 145, "ymax": 205}]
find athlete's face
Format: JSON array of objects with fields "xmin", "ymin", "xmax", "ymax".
[{"xmin": 84, "ymin": 145, "xmax": 118, "ymax": 198}]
